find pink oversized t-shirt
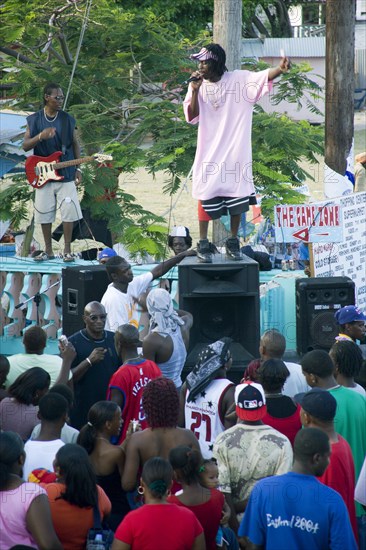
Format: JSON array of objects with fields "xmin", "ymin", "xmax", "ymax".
[{"xmin": 183, "ymin": 69, "xmax": 272, "ymax": 200}]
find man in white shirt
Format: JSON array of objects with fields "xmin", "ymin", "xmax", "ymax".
[{"xmin": 101, "ymin": 251, "xmax": 194, "ymax": 332}]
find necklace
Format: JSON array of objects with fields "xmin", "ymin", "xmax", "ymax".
[
  {"xmin": 44, "ymin": 108, "xmax": 58, "ymax": 122},
  {"xmin": 204, "ymin": 80, "xmax": 224, "ymax": 110}
]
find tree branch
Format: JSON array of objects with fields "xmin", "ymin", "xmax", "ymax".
[
  {"xmin": 0, "ymin": 46, "xmax": 35, "ymax": 64},
  {"xmin": 48, "ymin": 45, "xmax": 68, "ymax": 65},
  {"xmin": 251, "ymin": 16, "xmax": 270, "ymax": 38},
  {"xmin": 58, "ymin": 32, "xmax": 73, "ymax": 64}
]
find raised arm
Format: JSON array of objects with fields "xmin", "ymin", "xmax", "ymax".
[
  {"xmin": 55, "ymin": 341, "xmax": 76, "ymax": 387},
  {"xmin": 150, "ymin": 249, "xmax": 195, "ymax": 281},
  {"xmin": 268, "ymin": 56, "xmax": 290, "ymax": 81}
]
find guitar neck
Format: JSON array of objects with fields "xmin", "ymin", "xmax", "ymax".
[{"xmin": 53, "ymin": 156, "xmax": 95, "ymax": 170}]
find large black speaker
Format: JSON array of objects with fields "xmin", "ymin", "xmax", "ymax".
[
  {"xmin": 296, "ymin": 276, "xmax": 355, "ymax": 355},
  {"xmin": 62, "ymin": 265, "xmax": 109, "ymax": 336},
  {"xmin": 179, "ymin": 255, "xmax": 260, "ymax": 383}
]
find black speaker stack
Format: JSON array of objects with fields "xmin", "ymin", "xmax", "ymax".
[
  {"xmin": 295, "ymin": 276, "xmax": 355, "ymax": 355},
  {"xmin": 179, "ymin": 255, "xmax": 260, "ymax": 383},
  {"xmin": 62, "ymin": 265, "xmax": 110, "ymax": 336}
]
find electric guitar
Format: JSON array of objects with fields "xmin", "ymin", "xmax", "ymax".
[{"xmin": 25, "ymin": 151, "xmax": 113, "ymax": 188}]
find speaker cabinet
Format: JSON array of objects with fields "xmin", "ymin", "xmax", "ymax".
[
  {"xmin": 62, "ymin": 265, "xmax": 109, "ymax": 336},
  {"xmin": 296, "ymin": 277, "xmax": 355, "ymax": 355},
  {"xmin": 179, "ymin": 255, "xmax": 260, "ymax": 383}
]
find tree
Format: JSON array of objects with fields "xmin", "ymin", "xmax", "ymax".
[
  {"xmin": 1, "ymin": 0, "xmax": 324, "ymax": 257},
  {"xmin": 1, "ymin": 0, "xmax": 194, "ymax": 257}
]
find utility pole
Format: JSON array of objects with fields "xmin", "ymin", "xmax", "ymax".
[
  {"xmin": 212, "ymin": 0, "xmax": 242, "ymax": 244},
  {"xmin": 325, "ymin": 0, "xmax": 356, "ymax": 182}
]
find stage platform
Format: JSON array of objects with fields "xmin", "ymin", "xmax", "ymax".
[{"xmin": 0, "ymin": 254, "xmax": 305, "ymax": 356}]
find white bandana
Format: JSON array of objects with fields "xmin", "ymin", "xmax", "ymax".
[{"xmin": 147, "ymin": 288, "xmax": 184, "ymax": 334}]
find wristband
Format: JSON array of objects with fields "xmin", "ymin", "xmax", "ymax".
[{"xmin": 86, "ymin": 357, "xmax": 92, "ymax": 367}]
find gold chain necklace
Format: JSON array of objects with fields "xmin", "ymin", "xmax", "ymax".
[{"xmin": 44, "ymin": 108, "xmax": 58, "ymax": 122}]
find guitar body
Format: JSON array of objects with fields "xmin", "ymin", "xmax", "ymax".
[{"xmin": 25, "ymin": 151, "xmax": 64, "ymax": 188}]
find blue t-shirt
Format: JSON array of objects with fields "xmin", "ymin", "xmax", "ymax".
[
  {"xmin": 68, "ymin": 329, "xmax": 120, "ymax": 430},
  {"xmin": 27, "ymin": 109, "xmax": 76, "ymax": 182},
  {"xmin": 238, "ymin": 472, "xmax": 357, "ymax": 550}
]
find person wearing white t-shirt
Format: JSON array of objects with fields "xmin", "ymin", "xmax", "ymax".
[
  {"xmin": 101, "ymin": 252, "xmax": 195, "ymax": 332},
  {"xmin": 23, "ymin": 392, "xmax": 67, "ymax": 481}
]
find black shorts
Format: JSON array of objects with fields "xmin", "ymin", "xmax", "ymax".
[{"xmin": 200, "ymin": 194, "xmax": 257, "ymax": 220}]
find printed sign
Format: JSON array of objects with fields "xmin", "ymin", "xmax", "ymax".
[
  {"xmin": 274, "ymin": 204, "xmax": 343, "ymax": 243},
  {"xmin": 312, "ymin": 192, "xmax": 366, "ymax": 308}
]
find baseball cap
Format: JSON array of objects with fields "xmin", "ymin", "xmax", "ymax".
[
  {"xmin": 169, "ymin": 226, "xmax": 190, "ymax": 238},
  {"xmin": 235, "ymin": 382, "xmax": 267, "ymax": 421},
  {"xmin": 98, "ymin": 247, "xmax": 117, "ymax": 261},
  {"xmin": 295, "ymin": 389, "xmax": 337, "ymax": 422},
  {"xmin": 334, "ymin": 305, "xmax": 366, "ymax": 325},
  {"xmin": 190, "ymin": 47, "xmax": 219, "ymax": 62}
]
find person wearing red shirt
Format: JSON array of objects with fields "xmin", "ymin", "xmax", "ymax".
[
  {"xmin": 257, "ymin": 358, "xmax": 302, "ymax": 446},
  {"xmin": 112, "ymin": 457, "xmax": 204, "ymax": 550},
  {"xmin": 107, "ymin": 324, "xmax": 161, "ymax": 443}
]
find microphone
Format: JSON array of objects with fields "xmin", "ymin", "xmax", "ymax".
[{"xmin": 181, "ymin": 76, "xmax": 202, "ymax": 85}]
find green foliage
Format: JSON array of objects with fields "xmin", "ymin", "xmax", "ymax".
[
  {"xmin": 0, "ymin": 177, "xmax": 34, "ymax": 227},
  {"xmin": 1, "ymin": 0, "xmax": 324, "ymax": 255}
]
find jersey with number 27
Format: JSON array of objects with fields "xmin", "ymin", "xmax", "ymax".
[{"xmin": 185, "ymin": 379, "xmax": 234, "ymax": 458}]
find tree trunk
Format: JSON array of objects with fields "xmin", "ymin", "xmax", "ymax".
[
  {"xmin": 325, "ymin": 0, "xmax": 356, "ymax": 175},
  {"xmin": 213, "ymin": 0, "xmax": 242, "ymax": 71},
  {"xmin": 212, "ymin": 0, "xmax": 242, "ymax": 246}
]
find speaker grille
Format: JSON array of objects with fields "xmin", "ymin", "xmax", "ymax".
[
  {"xmin": 296, "ymin": 276, "xmax": 355, "ymax": 354},
  {"xmin": 309, "ymin": 310, "xmax": 339, "ymax": 349}
]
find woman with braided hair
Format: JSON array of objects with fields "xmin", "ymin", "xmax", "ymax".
[
  {"xmin": 122, "ymin": 377, "xmax": 200, "ymax": 494},
  {"xmin": 112, "ymin": 457, "xmax": 205, "ymax": 550}
]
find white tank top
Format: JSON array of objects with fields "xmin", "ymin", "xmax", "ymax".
[
  {"xmin": 185, "ymin": 378, "xmax": 234, "ymax": 458},
  {"xmin": 157, "ymin": 328, "xmax": 187, "ymax": 389}
]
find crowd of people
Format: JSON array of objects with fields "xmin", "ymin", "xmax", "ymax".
[
  {"xmin": 0, "ymin": 296, "xmax": 365, "ymax": 549},
  {"xmin": 1, "ymin": 41, "xmax": 364, "ymax": 550}
]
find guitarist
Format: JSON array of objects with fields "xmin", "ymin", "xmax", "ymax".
[{"xmin": 23, "ymin": 82, "xmax": 83, "ymax": 262}]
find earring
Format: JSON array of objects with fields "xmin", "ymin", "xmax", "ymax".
[{"xmin": 137, "ymin": 485, "xmax": 144, "ymax": 495}]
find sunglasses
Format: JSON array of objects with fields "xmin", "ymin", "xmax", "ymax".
[
  {"xmin": 88, "ymin": 314, "xmax": 107, "ymax": 321},
  {"xmin": 48, "ymin": 95, "xmax": 64, "ymax": 101}
]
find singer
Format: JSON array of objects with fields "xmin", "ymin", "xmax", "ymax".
[{"xmin": 184, "ymin": 44, "xmax": 290, "ymax": 263}]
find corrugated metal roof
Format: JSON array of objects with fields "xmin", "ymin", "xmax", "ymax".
[{"xmin": 242, "ymin": 37, "xmax": 325, "ymax": 59}]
